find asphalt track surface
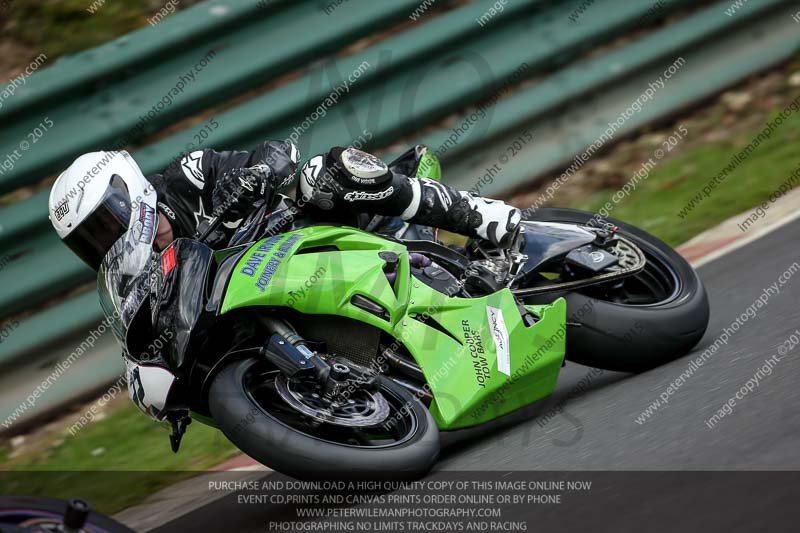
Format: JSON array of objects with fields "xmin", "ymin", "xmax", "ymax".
[{"xmin": 153, "ymin": 220, "xmax": 800, "ymax": 532}]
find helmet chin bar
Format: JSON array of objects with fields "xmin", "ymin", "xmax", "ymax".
[
  {"xmin": 99, "ymin": 151, "xmax": 160, "ymax": 274},
  {"xmin": 118, "ymin": 150, "xmax": 159, "ymax": 245}
]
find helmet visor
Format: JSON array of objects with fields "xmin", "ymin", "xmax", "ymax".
[{"xmin": 62, "ymin": 174, "xmax": 132, "ymax": 269}]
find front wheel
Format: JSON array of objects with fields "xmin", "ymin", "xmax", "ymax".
[
  {"xmin": 209, "ymin": 358, "xmax": 439, "ymax": 480},
  {"xmin": 523, "ymin": 208, "xmax": 710, "ymax": 372}
]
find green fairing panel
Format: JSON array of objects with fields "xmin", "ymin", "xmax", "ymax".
[
  {"xmin": 221, "ymin": 227, "xmax": 566, "ymax": 430},
  {"xmin": 403, "ymin": 289, "xmax": 566, "ymax": 429},
  {"xmin": 416, "ymin": 150, "xmax": 442, "ymax": 181}
]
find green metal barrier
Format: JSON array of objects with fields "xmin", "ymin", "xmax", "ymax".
[
  {"xmin": 411, "ymin": 0, "xmax": 792, "ymax": 175},
  {"xmin": 0, "ymin": 0, "xmax": 426, "ymax": 194},
  {"xmin": 0, "ymin": 291, "xmax": 101, "ymax": 370},
  {"xmin": 443, "ymin": 0, "xmax": 800, "ymax": 195},
  {"xmin": 0, "ymin": 0, "xmax": 292, "ymax": 118},
  {"xmin": 155, "ymin": 0, "xmax": 687, "ymax": 162}
]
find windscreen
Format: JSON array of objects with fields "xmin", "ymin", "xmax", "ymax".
[{"xmin": 97, "ymin": 194, "xmax": 159, "ymax": 350}]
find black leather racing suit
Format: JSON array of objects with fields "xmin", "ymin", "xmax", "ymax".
[
  {"xmin": 146, "ymin": 141, "xmax": 300, "ymax": 246},
  {"xmin": 146, "ymin": 141, "xmax": 520, "ymax": 249}
]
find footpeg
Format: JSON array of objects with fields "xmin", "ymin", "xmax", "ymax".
[
  {"xmin": 505, "ymin": 225, "xmax": 527, "ymax": 286},
  {"xmin": 168, "ymin": 413, "xmax": 191, "ymax": 453}
]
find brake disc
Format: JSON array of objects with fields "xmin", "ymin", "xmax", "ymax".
[{"xmin": 274, "ymin": 374, "xmax": 390, "ymax": 428}]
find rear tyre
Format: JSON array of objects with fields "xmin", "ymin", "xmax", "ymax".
[
  {"xmin": 523, "ymin": 208, "xmax": 709, "ymax": 372},
  {"xmin": 209, "ymin": 358, "xmax": 440, "ymax": 480}
]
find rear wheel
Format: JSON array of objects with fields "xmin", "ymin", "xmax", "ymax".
[
  {"xmin": 522, "ymin": 208, "xmax": 709, "ymax": 372},
  {"xmin": 209, "ymin": 358, "xmax": 439, "ymax": 480}
]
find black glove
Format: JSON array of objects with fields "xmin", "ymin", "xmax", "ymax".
[{"xmin": 212, "ymin": 165, "xmax": 271, "ymax": 220}]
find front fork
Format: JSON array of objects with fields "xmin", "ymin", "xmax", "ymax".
[{"xmin": 258, "ymin": 316, "xmax": 378, "ymax": 400}]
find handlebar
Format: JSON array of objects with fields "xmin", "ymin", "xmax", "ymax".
[{"xmin": 195, "ymin": 215, "xmax": 226, "ymax": 244}]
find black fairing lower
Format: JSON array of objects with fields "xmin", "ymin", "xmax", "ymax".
[
  {"xmin": 151, "ymin": 238, "xmax": 215, "ymax": 372},
  {"xmin": 513, "ymin": 221, "xmax": 596, "ymax": 285}
]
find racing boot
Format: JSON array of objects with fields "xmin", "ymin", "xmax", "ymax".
[{"xmin": 408, "ymin": 178, "xmax": 522, "ymax": 247}]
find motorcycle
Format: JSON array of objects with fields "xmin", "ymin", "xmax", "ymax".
[{"xmin": 99, "ymin": 172, "xmax": 708, "ymax": 479}]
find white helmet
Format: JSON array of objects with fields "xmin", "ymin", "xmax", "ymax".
[{"xmin": 49, "ymin": 150, "xmax": 157, "ymax": 269}]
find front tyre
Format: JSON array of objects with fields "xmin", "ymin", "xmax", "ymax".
[
  {"xmin": 523, "ymin": 208, "xmax": 710, "ymax": 372},
  {"xmin": 209, "ymin": 358, "xmax": 439, "ymax": 480}
]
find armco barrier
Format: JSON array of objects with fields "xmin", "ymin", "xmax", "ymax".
[{"xmin": 0, "ymin": 0, "xmax": 425, "ymax": 194}]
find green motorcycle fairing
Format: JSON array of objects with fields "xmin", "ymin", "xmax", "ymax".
[
  {"xmin": 415, "ymin": 149, "xmax": 442, "ymax": 181},
  {"xmin": 221, "ymin": 227, "xmax": 566, "ymax": 430}
]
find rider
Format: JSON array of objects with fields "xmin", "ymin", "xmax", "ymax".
[{"xmin": 47, "ymin": 141, "xmax": 522, "ymax": 268}]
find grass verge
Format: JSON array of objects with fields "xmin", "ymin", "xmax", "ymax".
[
  {"xmin": 568, "ymin": 106, "xmax": 800, "ymax": 246},
  {"xmin": 3, "ymin": 0, "xmax": 203, "ymax": 59},
  {"xmin": 0, "ymin": 396, "xmax": 239, "ymax": 514}
]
